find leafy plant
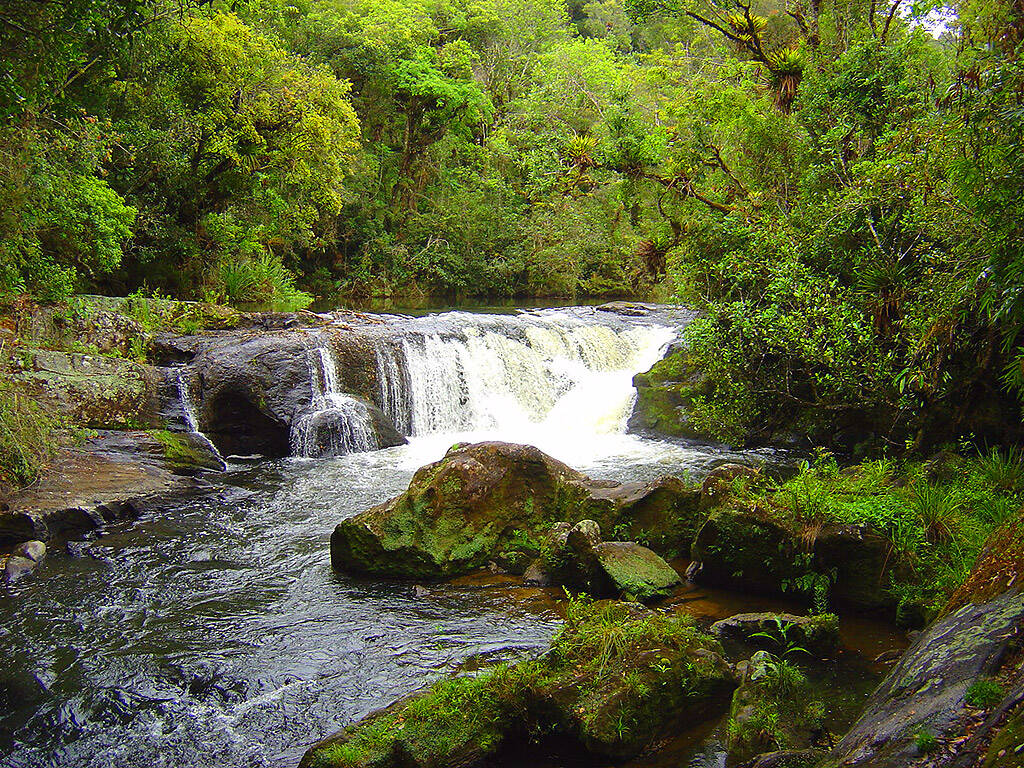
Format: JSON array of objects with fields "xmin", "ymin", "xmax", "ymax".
[{"xmin": 966, "ymin": 678, "xmax": 1004, "ymax": 708}]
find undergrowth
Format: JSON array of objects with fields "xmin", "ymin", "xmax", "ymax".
[
  {"xmin": 725, "ymin": 447, "xmax": 1023, "ymax": 614},
  {"xmin": 0, "ymin": 385, "xmax": 59, "ymax": 493}
]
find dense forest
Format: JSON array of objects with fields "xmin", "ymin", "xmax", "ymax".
[{"xmin": 2, "ymin": 0, "xmax": 1024, "ymax": 448}]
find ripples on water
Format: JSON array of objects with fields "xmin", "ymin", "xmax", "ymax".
[{"xmin": 0, "ymin": 434, "xmax": 773, "ymax": 768}]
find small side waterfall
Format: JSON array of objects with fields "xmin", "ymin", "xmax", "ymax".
[
  {"xmin": 291, "ymin": 338, "xmax": 378, "ymax": 458},
  {"xmin": 375, "ymin": 316, "xmax": 675, "ymax": 441},
  {"xmin": 173, "ymin": 369, "xmax": 225, "ymax": 463}
]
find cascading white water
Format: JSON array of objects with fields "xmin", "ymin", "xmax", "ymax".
[
  {"xmin": 375, "ymin": 315, "xmax": 676, "ymax": 465},
  {"xmin": 291, "ymin": 338, "xmax": 378, "ymax": 458},
  {"xmin": 174, "ymin": 369, "xmax": 225, "ymax": 461}
]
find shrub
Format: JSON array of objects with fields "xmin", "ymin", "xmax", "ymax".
[{"xmin": 966, "ymin": 678, "xmax": 1004, "ymax": 708}]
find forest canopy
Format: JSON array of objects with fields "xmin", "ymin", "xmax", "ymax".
[{"xmin": 2, "ymin": 0, "xmax": 1023, "ymax": 447}]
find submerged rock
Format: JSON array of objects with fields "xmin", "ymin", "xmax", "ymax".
[
  {"xmin": 330, "ymin": 442, "xmax": 702, "ymax": 580},
  {"xmin": 300, "ymin": 601, "xmax": 737, "ymax": 768},
  {"xmin": 710, "ymin": 612, "xmax": 839, "ymax": 658},
  {"xmin": 3, "ymin": 555, "xmax": 37, "ymax": 583},
  {"xmin": 13, "ymin": 540, "xmax": 46, "ymax": 563}
]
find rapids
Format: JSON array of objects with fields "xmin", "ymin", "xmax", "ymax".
[{"xmin": 0, "ymin": 306, "xmax": 834, "ymax": 768}]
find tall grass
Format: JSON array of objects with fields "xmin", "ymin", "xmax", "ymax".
[
  {"xmin": 976, "ymin": 446, "xmax": 1024, "ymax": 494},
  {"xmin": 0, "ymin": 386, "xmax": 57, "ymax": 492},
  {"xmin": 212, "ymin": 254, "xmax": 313, "ymax": 310}
]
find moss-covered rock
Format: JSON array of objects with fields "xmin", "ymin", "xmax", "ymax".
[
  {"xmin": 690, "ymin": 507, "xmax": 902, "ymax": 612},
  {"xmin": 300, "ymin": 601, "xmax": 737, "ymax": 768},
  {"xmin": 592, "ymin": 542, "xmax": 681, "ymax": 601},
  {"xmin": 726, "ymin": 655, "xmax": 825, "ymax": 764},
  {"xmin": 5, "ymin": 348, "xmax": 161, "ymax": 429},
  {"xmin": 627, "ymin": 348, "xmax": 715, "ymax": 440},
  {"xmin": 710, "ymin": 612, "xmax": 839, "ymax": 659},
  {"xmin": 332, "ymin": 442, "xmax": 704, "ymax": 579},
  {"xmin": 149, "ymin": 430, "xmax": 226, "ymax": 472}
]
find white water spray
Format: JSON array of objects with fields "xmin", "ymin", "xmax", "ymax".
[
  {"xmin": 291, "ymin": 338, "xmax": 378, "ymax": 458},
  {"xmin": 375, "ymin": 315, "xmax": 676, "ymax": 467}
]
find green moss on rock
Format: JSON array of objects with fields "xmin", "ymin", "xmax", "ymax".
[
  {"xmin": 301, "ymin": 600, "xmax": 737, "ymax": 768},
  {"xmin": 331, "ymin": 442, "xmax": 704, "ymax": 579}
]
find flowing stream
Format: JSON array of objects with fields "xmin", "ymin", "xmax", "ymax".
[{"xmin": 0, "ymin": 307, "xmax": 890, "ymax": 768}]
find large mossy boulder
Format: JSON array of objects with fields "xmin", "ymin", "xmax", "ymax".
[
  {"xmin": 331, "ymin": 442, "xmax": 704, "ymax": 579},
  {"xmin": 300, "ymin": 601, "xmax": 737, "ymax": 768},
  {"xmin": 627, "ymin": 348, "xmax": 713, "ymax": 440}
]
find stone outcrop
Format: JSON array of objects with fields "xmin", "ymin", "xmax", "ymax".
[
  {"xmin": 0, "ymin": 431, "xmax": 201, "ymax": 548},
  {"xmin": 6, "ymin": 348, "xmax": 163, "ymax": 429},
  {"xmin": 627, "ymin": 347, "xmax": 719, "ymax": 441},
  {"xmin": 331, "ymin": 442, "xmax": 704, "ymax": 580},
  {"xmin": 819, "ymin": 515, "xmax": 1024, "ymax": 768}
]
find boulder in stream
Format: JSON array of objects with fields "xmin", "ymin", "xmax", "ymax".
[
  {"xmin": 330, "ymin": 442, "xmax": 703, "ymax": 579},
  {"xmin": 711, "ymin": 612, "xmax": 839, "ymax": 658}
]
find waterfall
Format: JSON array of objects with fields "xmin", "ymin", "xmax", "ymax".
[
  {"xmin": 375, "ymin": 316, "xmax": 675, "ymax": 441},
  {"xmin": 174, "ymin": 369, "xmax": 225, "ymax": 462},
  {"xmin": 291, "ymin": 338, "xmax": 378, "ymax": 458}
]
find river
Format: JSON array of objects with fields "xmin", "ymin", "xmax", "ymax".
[{"xmin": 0, "ymin": 306, "xmax": 883, "ymax": 768}]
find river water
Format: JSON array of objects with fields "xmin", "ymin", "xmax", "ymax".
[{"xmin": 0, "ymin": 307, "xmax": 877, "ymax": 768}]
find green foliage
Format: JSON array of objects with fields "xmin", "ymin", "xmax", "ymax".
[
  {"xmin": 915, "ymin": 728, "xmax": 938, "ymax": 754},
  {"xmin": 966, "ymin": 678, "xmax": 1005, "ymax": 708}
]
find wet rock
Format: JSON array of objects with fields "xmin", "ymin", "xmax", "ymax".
[
  {"xmin": 522, "ymin": 560, "xmax": 551, "ymax": 587},
  {"xmin": 300, "ymin": 601, "xmax": 737, "ymax": 768},
  {"xmin": 0, "ymin": 431, "xmax": 197, "ymax": 547},
  {"xmin": 186, "ymin": 330, "xmax": 404, "ymax": 457},
  {"xmin": 592, "ymin": 541, "xmax": 681, "ymax": 601},
  {"xmin": 412, "ymin": 585, "xmax": 430, "ymax": 598},
  {"xmin": 819, "ymin": 587, "xmax": 1024, "ymax": 768},
  {"xmin": 13, "ymin": 540, "xmax": 45, "ymax": 563},
  {"xmin": 3, "ymin": 555, "xmax": 37, "ymax": 583},
  {"xmin": 627, "ymin": 348, "xmax": 719, "ymax": 442},
  {"xmin": 331, "ymin": 442, "xmax": 702, "ymax": 579},
  {"xmin": 596, "ymin": 301, "xmax": 651, "ymax": 316},
  {"xmin": 710, "ymin": 612, "xmax": 839, "ymax": 658}
]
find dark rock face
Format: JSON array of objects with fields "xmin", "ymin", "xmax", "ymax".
[
  {"xmin": 820, "ymin": 588, "xmax": 1024, "ymax": 768},
  {"xmin": 331, "ymin": 442, "xmax": 704, "ymax": 580},
  {"xmin": 184, "ymin": 329, "xmax": 404, "ymax": 458}
]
